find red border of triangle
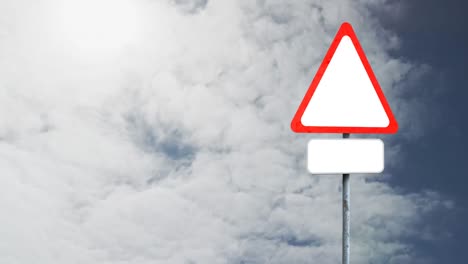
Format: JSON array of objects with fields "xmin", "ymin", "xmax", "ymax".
[{"xmin": 290, "ymin": 22, "xmax": 398, "ymax": 134}]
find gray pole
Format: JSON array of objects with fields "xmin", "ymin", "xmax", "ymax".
[{"xmin": 342, "ymin": 133, "xmax": 350, "ymax": 264}]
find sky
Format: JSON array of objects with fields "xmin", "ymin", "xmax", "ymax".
[
  {"xmin": 376, "ymin": 0, "xmax": 468, "ymax": 261},
  {"xmin": 0, "ymin": 0, "xmax": 465, "ymax": 263}
]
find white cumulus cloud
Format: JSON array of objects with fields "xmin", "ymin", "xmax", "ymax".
[{"xmin": 0, "ymin": 0, "xmax": 451, "ymax": 263}]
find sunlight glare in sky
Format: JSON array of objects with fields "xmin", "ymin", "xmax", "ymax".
[{"xmin": 55, "ymin": 0, "xmax": 144, "ymax": 56}]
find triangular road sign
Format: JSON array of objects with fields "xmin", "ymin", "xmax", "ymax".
[{"xmin": 291, "ymin": 22, "xmax": 398, "ymax": 134}]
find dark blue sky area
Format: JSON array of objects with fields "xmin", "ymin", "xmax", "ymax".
[{"xmin": 377, "ymin": 0, "xmax": 468, "ymax": 262}]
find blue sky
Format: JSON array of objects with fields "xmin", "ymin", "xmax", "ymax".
[
  {"xmin": 372, "ymin": 0, "xmax": 468, "ymax": 263},
  {"xmin": 377, "ymin": 0, "xmax": 467, "ymax": 261},
  {"xmin": 0, "ymin": 0, "xmax": 465, "ymax": 263}
]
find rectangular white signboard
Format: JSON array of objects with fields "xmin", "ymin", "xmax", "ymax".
[{"xmin": 308, "ymin": 139, "xmax": 384, "ymax": 174}]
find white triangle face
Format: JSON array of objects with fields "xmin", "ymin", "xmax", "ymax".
[{"xmin": 301, "ymin": 36, "xmax": 390, "ymax": 128}]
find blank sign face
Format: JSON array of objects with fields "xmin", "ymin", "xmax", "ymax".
[
  {"xmin": 307, "ymin": 139, "xmax": 384, "ymax": 174},
  {"xmin": 301, "ymin": 36, "xmax": 390, "ymax": 128}
]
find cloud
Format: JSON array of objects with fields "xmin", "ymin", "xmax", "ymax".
[{"xmin": 0, "ymin": 0, "xmax": 451, "ymax": 263}]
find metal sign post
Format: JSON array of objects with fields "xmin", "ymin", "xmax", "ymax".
[{"xmin": 342, "ymin": 133, "xmax": 350, "ymax": 264}]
